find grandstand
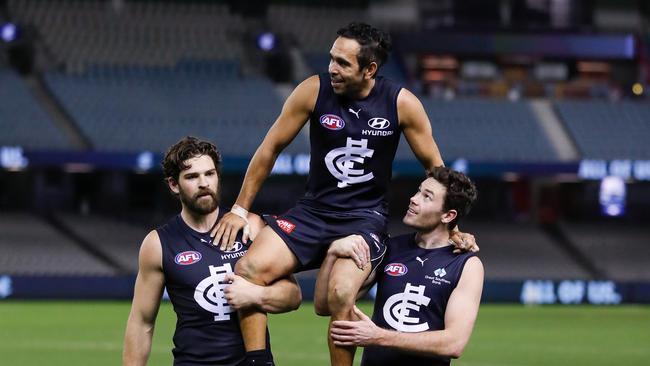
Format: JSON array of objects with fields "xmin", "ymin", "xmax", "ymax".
[
  {"xmin": 0, "ymin": 0, "xmax": 649, "ymax": 304},
  {"xmin": 0, "ymin": 213, "xmax": 115, "ymax": 276},
  {"xmin": 396, "ymin": 98, "xmax": 562, "ymax": 162},
  {"xmin": 559, "ymin": 221, "xmax": 650, "ymax": 282},
  {"xmin": 555, "ymin": 100, "xmax": 650, "ymax": 160},
  {"xmin": 0, "ymin": 68, "xmax": 69, "ymax": 150},
  {"xmin": 8, "ymin": 0, "xmax": 245, "ymax": 72}
]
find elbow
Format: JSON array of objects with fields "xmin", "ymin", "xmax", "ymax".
[{"xmin": 446, "ymin": 342, "xmax": 467, "ymax": 359}]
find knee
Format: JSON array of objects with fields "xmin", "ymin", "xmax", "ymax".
[
  {"xmin": 327, "ymin": 280, "xmax": 356, "ymax": 315},
  {"xmin": 314, "ymin": 300, "xmax": 331, "ymax": 317}
]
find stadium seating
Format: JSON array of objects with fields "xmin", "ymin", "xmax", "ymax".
[
  {"xmin": 8, "ymin": 0, "xmax": 244, "ymax": 71},
  {"xmin": 456, "ymin": 221, "xmax": 591, "ymax": 280},
  {"xmin": 58, "ymin": 214, "xmax": 149, "ymax": 273},
  {"xmin": 42, "ymin": 65, "xmax": 311, "ymax": 155},
  {"xmin": 267, "ymin": 5, "xmax": 367, "ymax": 54},
  {"xmin": 388, "ymin": 219, "xmax": 591, "ymax": 280},
  {"xmin": 0, "ymin": 213, "xmax": 115, "ymax": 275},
  {"xmin": 395, "ymin": 98, "xmax": 560, "ymax": 162},
  {"xmin": 555, "ymin": 100, "xmax": 650, "ymax": 160},
  {"xmin": 559, "ymin": 221, "xmax": 650, "ymax": 281},
  {"xmin": 0, "ymin": 69, "xmax": 69, "ymax": 150}
]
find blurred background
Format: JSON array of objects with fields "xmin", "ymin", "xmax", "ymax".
[{"xmin": 0, "ymin": 0, "xmax": 649, "ymax": 365}]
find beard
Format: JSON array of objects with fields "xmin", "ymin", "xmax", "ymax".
[{"xmin": 179, "ymin": 187, "xmax": 220, "ymax": 215}]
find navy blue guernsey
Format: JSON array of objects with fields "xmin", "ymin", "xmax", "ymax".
[
  {"xmin": 303, "ymin": 73, "xmax": 402, "ymax": 213},
  {"xmin": 157, "ymin": 208, "xmax": 271, "ymax": 366},
  {"xmin": 362, "ymin": 233, "xmax": 476, "ymax": 366}
]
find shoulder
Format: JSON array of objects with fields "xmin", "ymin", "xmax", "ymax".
[
  {"xmin": 396, "ymin": 88, "xmax": 427, "ymax": 126},
  {"xmin": 396, "ymin": 87, "xmax": 422, "ymax": 111},
  {"xmin": 284, "ymin": 75, "xmax": 320, "ymax": 112},
  {"xmin": 458, "ymin": 256, "xmax": 483, "ymax": 282},
  {"xmin": 139, "ymin": 230, "xmax": 162, "ymax": 270},
  {"xmin": 295, "ymin": 75, "xmax": 321, "ymax": 97}
]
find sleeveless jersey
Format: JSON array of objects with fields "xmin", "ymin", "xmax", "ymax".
[
  {"xmin": 157, "ymin": 209, "xmax": 270, "ymax": 366},
  {"xmin": 362, "ymin": 233, "xmax": 476, "ymax": 366},
  {"xmin": 303, "ymin": 73, "xmax": 402, "ymax": 213}
]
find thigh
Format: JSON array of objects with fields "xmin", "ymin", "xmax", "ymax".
[{"xmin": 236, "ymin": 226, "xmax": 300, "ymax": 285}]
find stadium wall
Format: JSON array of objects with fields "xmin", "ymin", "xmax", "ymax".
[{"xmin": 1, "ymin": 275, "xmax": 649, "ymax": 305}]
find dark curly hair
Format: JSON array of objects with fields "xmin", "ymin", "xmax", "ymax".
[
  {"xmin": 427, "ymin": 167, "xmax": 478, "ymax": 229},
  {"xmin": 162, "ymin": 136, "xmax": 222, "ymax": 183},
  {"xmin": 336, "ymin": 22, "xmax": 392, "ymax": 76}
]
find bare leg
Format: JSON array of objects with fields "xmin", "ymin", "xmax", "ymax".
[
  {"xmin": 327, "ymin": 258, "xmax": 371, "ymax": 366},
  {"xmin": 235, "ymin": 227, "xmax": 300, "ymax": 352}
]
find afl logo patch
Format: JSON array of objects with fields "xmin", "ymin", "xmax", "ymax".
[
  {"xmin": 175, "ymin": 251, "xmax": 202, "ymax": 265},
  {"xmin": 223, "ymin": 241, "xmax": 244, "ymax": 253},
  {"xmin": 384, "ymin": 263, "xmax": 408, "ymax": 276},
  {"xmin": 320, "ymin": 114, "xmax": 345, "ymax": 130},
  {"xmin": 368, "ymin": 117, "xmax": 390, "ymax": 130}
]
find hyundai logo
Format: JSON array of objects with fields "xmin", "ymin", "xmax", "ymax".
[
  {"xmin": 368, "ymin": 117, "xmax": 390, "ymax": 130},
  {"xmin": 224, "ymin": 241, "xmax": 244, "ymax": 253}
]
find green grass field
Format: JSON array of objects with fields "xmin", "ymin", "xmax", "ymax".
[{"xmin": 0, "ymin": 301, "xmax": 648, "ymax": 365}]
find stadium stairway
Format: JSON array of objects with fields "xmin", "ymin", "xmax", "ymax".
[
  {"xmin": 539, "ymin": 223, "xmax": 607, "ymax": 279},
  {"xmin": 42, "ymin": 212, "xmax": 130, "ymax": 275},
  {"xmin": 23, "ymin": 74, "xmax": 92, "ymax": 150}
]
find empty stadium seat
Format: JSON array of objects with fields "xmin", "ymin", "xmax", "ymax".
[
  {"xmin": 555, "ymin": 100, "xmax": 650, "ymax": 160},
  {"xmin": 395, "ymin": 98, "xmax": 561, "ymax": 162},
  {"xmin": 0, "ymin": 69, "xmax": 69, "ymax": 150}
]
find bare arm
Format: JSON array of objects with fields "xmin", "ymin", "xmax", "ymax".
[
  {"xmin": 123, "ymin": 231, "xmax": 165, "ymax": 366},
  {"xmin": 398, "ymin": 88, "xmax": 444, "ymax": 171},
  {"xmin": 331, "ymin": 257, "xmax": 483, "ymax": 358},
  {"xmin": 212, "ymin": 76, "xmax": 319, "ymax": 248},
  {"xmin": 224, "ymin": 274, "xmax": 302, "ymax": 314}
]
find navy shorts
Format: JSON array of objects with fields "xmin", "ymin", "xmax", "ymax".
[{"xmin": 263, "ymin": 202, "xmax": 388, "ymax": 272}]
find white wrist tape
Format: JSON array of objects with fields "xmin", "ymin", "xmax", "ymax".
[
  {"xmin": 231, "ymin": 204, "xmax": 249, "ymax": 220},
  {"xmin": 231, "ymin": 204, "xmax": 250, "ymax": 237}
]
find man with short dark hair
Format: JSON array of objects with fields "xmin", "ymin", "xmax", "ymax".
[
  {"xmin": 123, "ymin": 136, "xmax": 301, "ymax": 366},
  {"xmin": 322, "ymin": 167, "xmax": 483, "ymax": 366},
  {"xmin": 212, "ymin": 22, "xmax": 477, "ymax": 366}
]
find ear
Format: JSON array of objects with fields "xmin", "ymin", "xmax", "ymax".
[
  {"xmin": 441, "ymin": 209, "xmax": 457, "ymax": 225},
  {"xmin": 364, "ymin": 62, "xmax": 378, "ymax": 80},
  {"xmin": 167, "ymin": 177, "xmax": 180, "ymax": 195}
]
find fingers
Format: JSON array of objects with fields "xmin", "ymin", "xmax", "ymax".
[
  {"xmin": 352, "ymin": 251, "xmax": 364, "ymax": 269},
  {"xmin": 353, "ymin": 305, "xmax": 369, "ymax": 320},
  {"xmin": 219, "ymin": 225, "xmax": 233, "ymax": 251},
  {"xmin": 331, "ymin": 320, "xmax": 355, "ymax": 329},
  {"xmin": 224, "ymin": 273, "xmax": 236, "ymax": 283},
  {"xmin": 364, "ymin": 243, "xmax": 370, "ymax": 267},
  {"xmin": 353, "ymin": 241, "xmax": 366, "ymax": 269},
  {"xmin": 330, "ymin": 327, "xmax": 358, "ymax": 346},
  {"xmin": 242, "ymin": 224, "xmax": 250, "ymax": 243},
  {"xmin": 212, "ymin": 222, "xmax": 225, "ymax": 246},
  {"xmin": 354, "ymin": 235, "xmax": 370, "ymax": 269},
  {"xmin": 450, "ymin": 232, "xmax": 477, "ymax": 253}
]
